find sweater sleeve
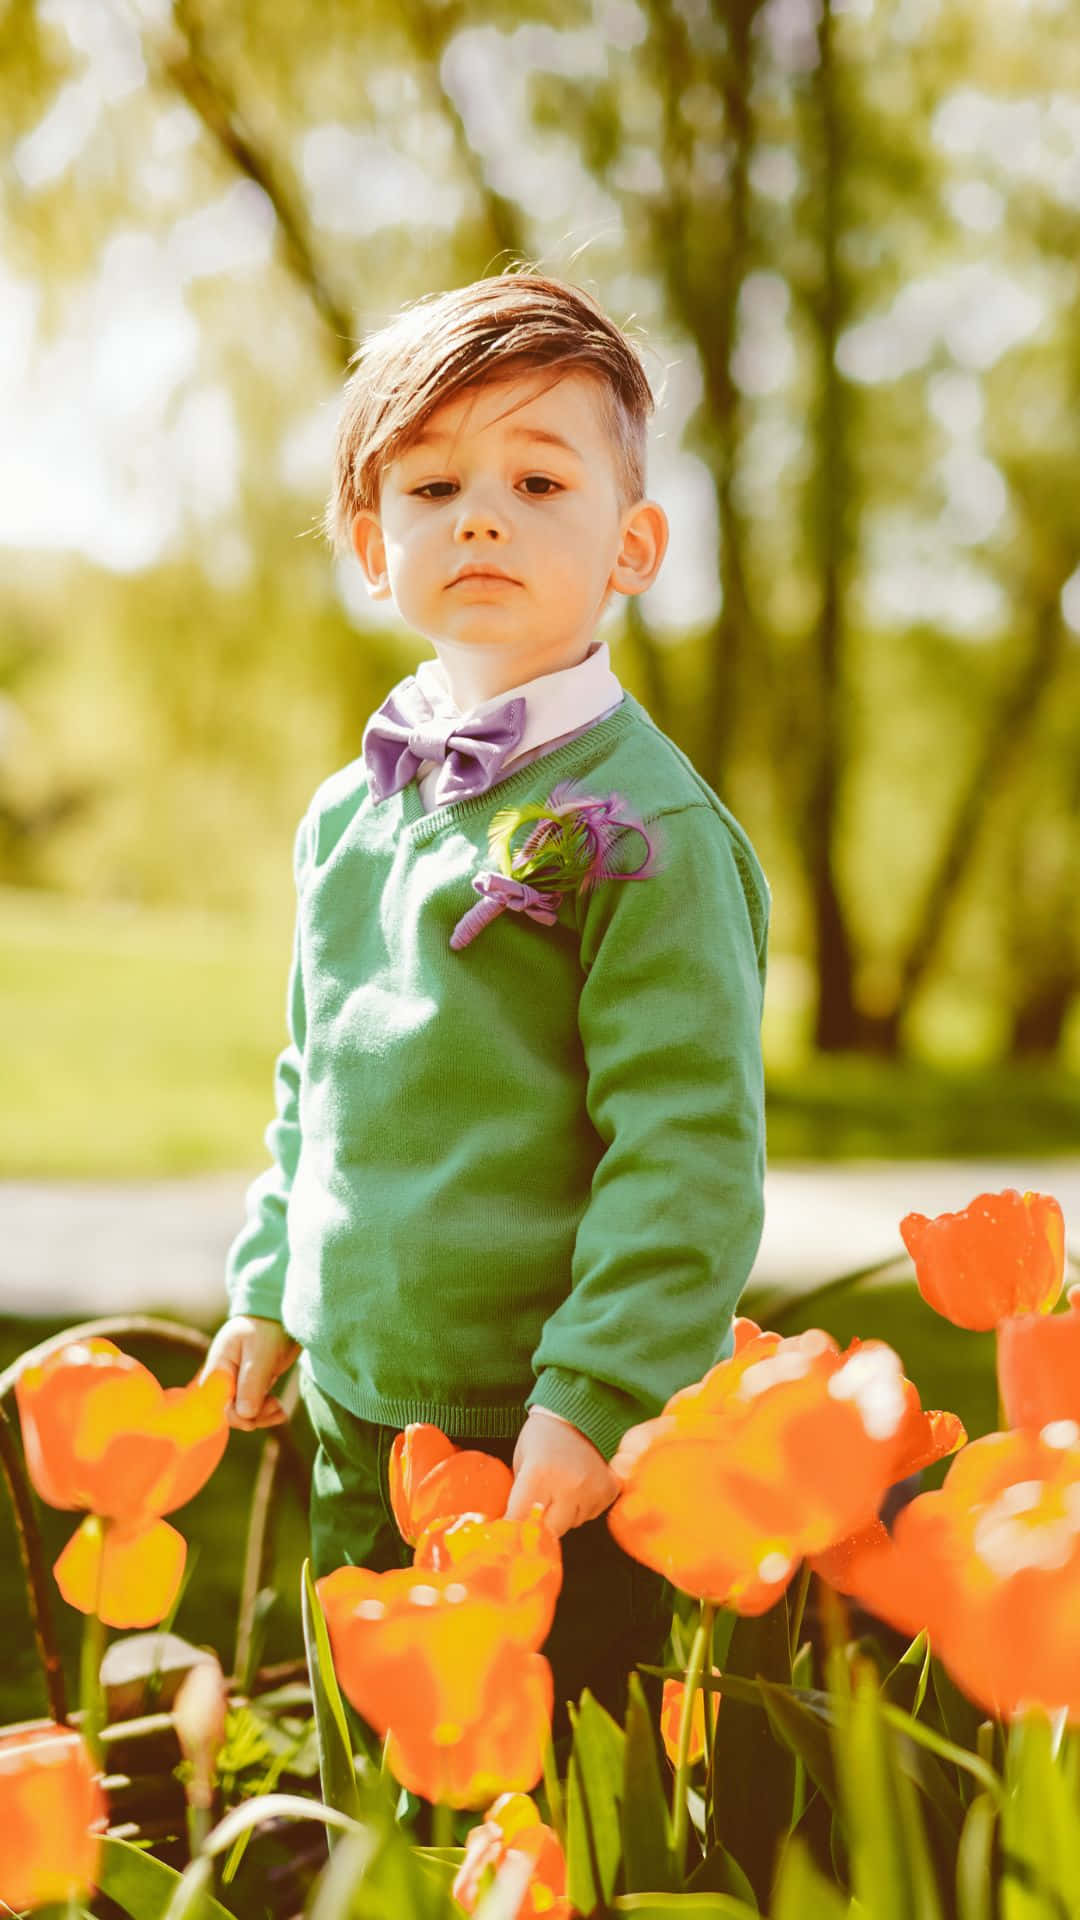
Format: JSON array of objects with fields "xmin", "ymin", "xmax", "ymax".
[
  {"xmin": 224, "ymin": 814, "xmax": 312, "ymax": 1321},
  {"xmin": 524, "ymin": 803, "xmax": 769, "ymax": 1462}
]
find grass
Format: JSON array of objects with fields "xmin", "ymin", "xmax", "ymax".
[
  {"xmin": 5, "ymin": 885, "xmax": 1080, "ymax": 1175},
  {"xmin": 1, "ymin": 887, "xmax": 291, "ymax": 1176}
]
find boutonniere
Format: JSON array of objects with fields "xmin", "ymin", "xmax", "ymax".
[{"xmin": 450, "ymin": 780, "xmax": 658, "ymax": 951}]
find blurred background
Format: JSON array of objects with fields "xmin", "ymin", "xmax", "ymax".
[{"xmin": 4, "ymin": 0, "xmax": 1080, "ymax": 1316}]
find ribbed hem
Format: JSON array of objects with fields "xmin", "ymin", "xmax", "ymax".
[
  {"xmin": 525, "ymin": 1365, "xmax": 651, "ymax": 1463},
  {"xmin": 227, "ymin": 1281, "xmax": 287, "ymax": 1322},
  {"xmin": 301, "ymin": 1351, "xmax": 526, "ymax": 1439}
]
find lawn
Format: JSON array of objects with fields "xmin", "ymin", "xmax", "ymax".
[{"xmin": 6, "ymin": 884, "xmax": 1080, "ymax": 1174}]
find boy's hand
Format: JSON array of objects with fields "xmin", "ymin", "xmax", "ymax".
[
  {"xmin": 504, "ymin": 1409, "xmax": 619, "ymax": 1538},
  {"xmin": 200, "ymin": 1315, "xmax": 299, "ymax": 1432}
]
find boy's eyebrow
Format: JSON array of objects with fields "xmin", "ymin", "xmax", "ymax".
[{"xmin": 403, "ymin": 424, "xmax": 584, "ymax": 459}]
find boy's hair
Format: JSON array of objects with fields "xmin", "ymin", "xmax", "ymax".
[{"xmin": 326, "ymin": 271, "xmax": 654, "ymax": 551}]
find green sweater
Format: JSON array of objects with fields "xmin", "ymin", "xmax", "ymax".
[{"xmin": 225, "ymin": 694, "xmax": 770, "ymax": 1462}]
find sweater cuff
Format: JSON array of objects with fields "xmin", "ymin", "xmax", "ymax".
[
  {"xmin": 226, "ymin": 1279, "xmax": 287, "ymax": 1324},
  {"xmin": 525, "ymin": 1367, "xmax": 652, "ymax": 1463}
]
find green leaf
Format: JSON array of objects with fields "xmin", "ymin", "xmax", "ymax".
[
  {"xmin": 878, "ymin": 1700, "xmax": 1003, "ymax": 1807},
  {"xmin": 956, "ymin": 1793, "xmax": 998, "ymax": 1920},
  {"xmin": 932, "ymin": 1657, "xmax": 985, "ymax": 1802},
  {"xmin": 565, "ymin": 1689, "xmax": 627, "ymax": 1913},
  {"xmin": 1000, "ymin": 1709, "xmax": 1080, "ymax": 1918},
  {"xmin": 708, "ymin": 1600, "xmax": 795, "ymax": 1909},
  {"xmin": 787, "ymin": 1786, "xmax": 837, "ymax": 1887},
  {"xmin": 836, "ymin": 1662, "xmax": 945, "ymax": 1920},
  {"xmin": 413, "ymin": 1845, "xmax": 466, "ymax": 1878},
  {"xmin": 612, "ymin": 1897, "xmax": 760, "ymax": 1916},
  {"xmin": 757, "ymin": 1678, "xmax": 839, "ymax": 1811},
  {"xmin": 302, "ymin": 1556, "xmax": 365, "ymax": 1831},
  {"xmin": 97, "ymin": 1836, "xmax": 238, "ymax": 1920},
  {"xmin": 883, "ymin": 1631, "xmax": 932, "ymax": 1719},
  {"xmin": 621, "ymin": 1672, "xmax": 677, "ymax": 1893},
  {"xmin": 769, "ymin": 1836, "xmax": 854, "ymax": 1919},
  {"xmin": 305, "ymin": 1820, "xmax": 453, "ymax": 1920},
  {"xmin": 685, "ymin": 1843, "xmax": 759, "ymax": 1907}
]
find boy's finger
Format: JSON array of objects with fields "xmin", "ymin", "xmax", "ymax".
[
  {"xmin": 506, "ymin": 1474, "xmax": 562, "ymax": 1533},
  {"xmin": 197, "ymin": 1350, "xmax": 234, "ymax": 1389},
  {"xmin": 234, "ymin": 1358, "xmax": 267, "ymax": 1419}
]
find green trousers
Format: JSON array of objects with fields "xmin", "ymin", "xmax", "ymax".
[{"xmin": 299, "ymin": 1371, "xmax": 672, "ymax": 1761}]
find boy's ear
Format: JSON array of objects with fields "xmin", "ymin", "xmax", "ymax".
[
  {"xmin": 608, "ymin": 500, "xmax": 669, "ymax": 599},
  {"xmin": 350, "ymin": 510, "xmax": 392, "ymax": 600}
]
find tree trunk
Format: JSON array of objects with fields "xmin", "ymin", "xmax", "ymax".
[
  {"xmin": 879, "ymin": 594, "xmax": 1070, "ymax": 1046},
  {"xmin": 806, "ymin": 0, "xmax": 861, "ymax": 1051}
]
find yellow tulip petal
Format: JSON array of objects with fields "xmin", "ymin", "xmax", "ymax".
[{"xmin": 54, "ymin": 1517, "xmax": 186, "ymax": 1628}]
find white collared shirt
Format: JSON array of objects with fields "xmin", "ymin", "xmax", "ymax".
[{"xmin": 412, "ymin": 641, "xmax": 623, "ymax": 814}]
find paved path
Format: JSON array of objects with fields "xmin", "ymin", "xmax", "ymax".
[{"xmin": 4, "ymin": 1159, "xmax": 1080, "ymax": 1323}]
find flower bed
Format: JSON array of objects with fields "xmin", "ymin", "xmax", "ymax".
[{"xmin": 2, "ymin": 1189, "xmax": 1079, "ymax": 1917}]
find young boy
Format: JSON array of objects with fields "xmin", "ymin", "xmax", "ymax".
[{"xmin": 205, "ymin": 272, "xmax": 770, "ymax": 1743}]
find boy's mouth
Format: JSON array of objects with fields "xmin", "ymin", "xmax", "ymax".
[{"xmin": 447, "ymin": 565, "xmax": 520, "ymax": 587}]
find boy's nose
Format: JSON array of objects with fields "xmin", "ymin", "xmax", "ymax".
[{"xmin": 454, "ymin": 492, "xmax": 510, "ymax": 542}]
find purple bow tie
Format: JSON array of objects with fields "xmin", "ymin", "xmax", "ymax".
[{"xmin": 362, "ymin": 677, "xmax": 528, "ymax": 806}]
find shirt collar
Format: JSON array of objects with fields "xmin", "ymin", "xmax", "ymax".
[{"xmin": 412, "ymin": 641, "xmax": 622, "ymax": 761}]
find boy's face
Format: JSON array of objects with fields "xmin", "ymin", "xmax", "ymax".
[{"xmin": 351, "ymin": 369, "xmax": 667, "ymax": 694}]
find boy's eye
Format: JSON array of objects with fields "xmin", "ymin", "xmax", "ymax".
[
  {"xmin": 413, "ymin": 481, "xmax": 457, "ymax": 499},
  {"xmin": 520, "ymin": 476, "xmax": 562, "ymax": 496}
]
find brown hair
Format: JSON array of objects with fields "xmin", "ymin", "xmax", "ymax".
[{"xmin": 325, "ymin": 271, "xmax": 654, "ymax": 551}]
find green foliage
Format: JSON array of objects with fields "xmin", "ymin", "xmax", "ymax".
[
  {"xmin": 301, "ymin": 1558, "xmax": 365, "ymax": 1833},
  {"xmin": 708, "ymin": 1602, "xmax": 795, "ymax": 1909},
  {"xmin": 97, "ymin": 1835, "xmax": 238, "ymax": 1920},
  {"xmin": 621, "ymin": 1672, "xmax": 678, "ymax": 1894},
  {"xmin": 565, "ymin": 1690, "xmax": 627, "ymax": 1912}
]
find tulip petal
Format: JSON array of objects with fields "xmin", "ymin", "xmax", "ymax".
[
  {"xmin": 16, "ymin": 1343, "xmax": 230, "ymax": 1527},
  {"xmin": 607, "ymin": 1329, "xmax": 921, "ymax": 1611},
  {"xmin": 413, "ymin": 1510, "xmax": 562, "ymax": 1647},
  {"xmin": 54, "ymin": 1516, "xmax": 187, "ymax": 1628},
  {"xmin": 408, "ymin": 1453, "xmax": 514, "ymax": 1544},
  {"xmin": 386, "ymin": 1645, "xmax": 553, "ymax": 1809},
  {"xmin": 999, "ymin": 1293, "xmax": 1080, "ymax": 1431},
  {"xmin": 389, "ymin": 1426, "xmax": 459, "ymax": 1540},
  {"xmin": 15, "ymin": 1341, "xmax": 142, "ymax": 1510},
  {"xmin": 901, "ymin": 1189, "xmax": 1065, "ymax": 1331},
  {"xmin": 0, "ymin": 1725, "xmax": 105, "ymax": 1912}
]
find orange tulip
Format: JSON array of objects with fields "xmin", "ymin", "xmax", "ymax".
[
  {"xmin": 0, "ymin": 1724, "xmax": 106, "ymax": 1912},
  {"xmin": 608, "ymin": 1328, "xmax": 930, "ymax": 1612},
  {"xmin": 15, "ymin": 1338, "xmax": 231, "ymax": 1627},
  {"xmin": 388, "ymin": 1642, "xmax": 554, "ymax": 1809},
  {"xmin": 317, "ymin": 1563, "xmax": 553, "ymax": 1807},
  {"xmin": 817, "ymin": 1426, "xmax": 1080, "ymax": 1720},
  {"xmin": 807, "ymin": 1367, "xmax": 965, "ymax": 1587},
  {"xmin": 454, "ymin": 1792, "xmax": 571, "ymax": 1919},
  {"xmin": 999, "ymin": 1284, "xmax": 1080, "ymax": 1431},
  {"xmin": 412, "ymin": 1508, "xmax": 563, "ymax": 1648},
  {"xmin": 660, "ymin": 1671, "xmax": 722, "ymax": 1768},
  {"xmin": 900, "ymin": 1188, "xmax": 1065, "ymax": 1331},
  {"xmin": 388, "ymin": 1423, "xmax": 514, "ymax": 1545}
]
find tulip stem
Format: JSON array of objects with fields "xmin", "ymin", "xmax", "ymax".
[
  {"xmin": 432, "ymin": 1798, "xmax": 454, "ymax": 1849},
  {"xmin": 542, "ymin": 1732, "xmax": 566, "ymax": 1847},
  {"xmin": 702, "ymin": 1609, "xmax": 716, "ymax": 1783},
  {"xmin": 671, "ymin": 1601, "xmax": 713, "ymax": 1872},
  {"xmin": 789, "ymin": 1562, "xmax": 812, "ymax": 1666},
  {"xmin": 79, "ymin": 1518, "xmax": 109, "ymax": 1769}
]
